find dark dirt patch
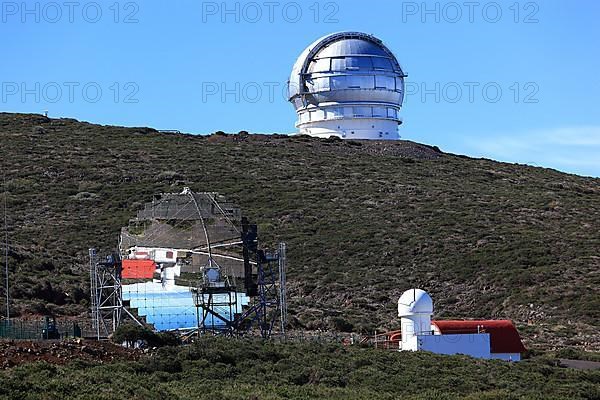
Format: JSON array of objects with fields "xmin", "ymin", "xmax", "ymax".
[{"xmin": 0, "ymin": 340, "xmax": 140, "ymax": 369}]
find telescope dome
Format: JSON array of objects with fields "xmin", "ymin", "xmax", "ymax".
[
  {"xmin": 398, "ymin": 289, "xmax": 434, "ymax": 317},
  {"xmin": 288, "ymin": 32, "xmax": 406, "ymax": 140}
]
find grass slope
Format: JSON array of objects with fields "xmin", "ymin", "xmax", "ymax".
[{"xmin": 0, "ymin": 113, "xmax": 599, "ymax": 348}]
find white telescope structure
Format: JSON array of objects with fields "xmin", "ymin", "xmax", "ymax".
[{"xmin": 288, "ymin": 32, "xmax": 407, "ymax": 140}]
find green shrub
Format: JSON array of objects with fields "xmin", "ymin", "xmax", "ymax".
[{"xmin": 111, "ymin": 323, "xmax": 155, "ymax": 347}]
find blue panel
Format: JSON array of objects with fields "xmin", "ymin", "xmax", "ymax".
[{"xmin": 123, "ymin": 282, "xmax": 249, "ymax": 331}]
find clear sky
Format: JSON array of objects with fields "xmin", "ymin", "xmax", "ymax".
[{"xmin": 2, "ymin": 0, "xmax": 599, "ymax": 177}]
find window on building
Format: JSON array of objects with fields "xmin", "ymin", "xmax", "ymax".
[
  {"xmin": 331, "ymin": 58, "xmax": 345, "ymax": 71},
  {"xmin": 372, "ymin": 57, "xmax": 394, "ymax": 70},
  {"xmin": 373, "ymin": 107, "xmax": 386, "ymax": 117},
  {"xmin": 311, "ymin": 58, "xmax": 331, "ymax": 72},
  {"xmin": 375, "ymin": 75, "xmax": 395, "ymax": 90},
  {"xmin": 395, "ymin": 77, "xmax": 405, "ymax": 92},
  {"xmin": 345, "ymin": 57, "xmax": 373, "ymax": 70},
  {"xmin": 313, "ymin": 77, "xmax": 330, "ymax": 91},
  {"xmin": 330, "ymin": 76, "xmax": 347, "ymax": 90},
  {"xmin": 353, "ymin": 106, "xmax": 371, "ymax": 117},
  {"xmin": 329, "ymin": 108, "xmax": 343, "ymax": 118},
  {"xmin": 345, "ymin": 57, "xmax": 360, "ymax": 70},
  {"xmin": 348, "ymin": 75, "xmax": 374, "ymax": 89}
]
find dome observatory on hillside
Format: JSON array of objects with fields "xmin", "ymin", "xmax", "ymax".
[
  {"xmin": 288, "ymin": 32, "xmax": 407, "ymax": 140},
  {"xmin": 395, "ymin": 289, "xmax": 526, "ymax": 361}
]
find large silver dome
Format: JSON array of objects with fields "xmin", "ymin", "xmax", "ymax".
[{"xmin": 288, "ymin": 32, "xmax": 406, "ymax": 140}]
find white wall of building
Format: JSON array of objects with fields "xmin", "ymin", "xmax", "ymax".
[
  {"xmin": 400, "ymin": 315, "xmax": 432, "ymax": 339},
  {"xmin": 399, "ymin": 332, "xmax": 419, "ymax": 351},
  {"xmin": 127, "ymin": 246, "xmax": 177, "ymax": 264},
  {"xmin": 298, "ymin": 118, "xmax": 399, "ymax": 140},
  {"xmin": 417, "ymin": 333, "xmax": 491, "ymax": 359}
]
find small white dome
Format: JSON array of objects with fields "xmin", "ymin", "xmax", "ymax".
[{"xmin": 398, "ymin": 289, "xmax": 434, "ymax": 317}]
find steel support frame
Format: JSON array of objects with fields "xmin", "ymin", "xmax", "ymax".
[
  {"xmin": 89, "ymin": 249, "xmax": 142, "ymax": 339},
  {"xmin": 278, "ymin": 242, "xmax": 287, "ymax": 336},
  {"xmin": 234, "ymin": 243, "xmax": 286, "ymax": 339},
  {"xmin": 192, "ymin": 286, "xmax": 239, "ymax": 335}
]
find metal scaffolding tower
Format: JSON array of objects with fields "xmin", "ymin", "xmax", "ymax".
[
  {"xmin": 192, "ymin": 283, "xmax": 239, "ymax": 334},
  {"xmin": 3, "ymin": 176, "xmax": 10, "ymax": 321},
  {"xmin": 89, "ymin": 249, "xmax": 142, "ymax": 339},
  {"xmin": 233, "ymin": 243, "xmax": 287, "ymax": 339},
  {"xmin": 278, "ymin": 242, "xmax": 287, "ymax": 336}
]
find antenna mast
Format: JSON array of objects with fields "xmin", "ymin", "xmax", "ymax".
[{"xmin": 3, "ymin": 176, "xmax": 9, "ymax": 320}]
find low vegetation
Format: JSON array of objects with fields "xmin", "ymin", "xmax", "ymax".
[
  {"xmin": 111, "ymin": 323, "xmax": 180, "ymax": 348},
  {"xmin": 0, "ymin": 337, "xmax": 599, "ymax": 399}
]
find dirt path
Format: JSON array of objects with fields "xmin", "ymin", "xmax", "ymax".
[{"xmin": 559, "ymin": 359, "xmax": 600, "ymax": 370}]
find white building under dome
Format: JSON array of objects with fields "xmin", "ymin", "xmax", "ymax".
[{"xmin": 288, "ymin": 32, "xmax": 407, "ymax": 140}]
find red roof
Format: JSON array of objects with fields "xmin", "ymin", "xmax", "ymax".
[{"xmin": 431, "ymin": 320, "xmax": 526, "ymax": 354}]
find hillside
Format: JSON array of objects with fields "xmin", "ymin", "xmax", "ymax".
[{"xmin": 0, "ymin": 113, "xmax": 598, "ymax": 349}]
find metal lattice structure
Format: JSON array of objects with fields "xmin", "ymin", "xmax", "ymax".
[
  {"xmin": 89, "ymin": 249, "xmax": 142, "ymax": 339},
  {"xmin": 3, "ymin": 176, "xmax": 10, "ymax": 321},
  {"xmin": 189, "ymin": 203, "xmax": 288, "ymax": 339},
  {"xmin": 233, "ymin": 244, "xmax": 287, "ymax": 338},
  {"xmin": 278, "ymin": 242, "xmax": 288, "ymax": 335},
  {"xmin": 192, "ymin": 284, "xmax": 239, "ymax": 334}
]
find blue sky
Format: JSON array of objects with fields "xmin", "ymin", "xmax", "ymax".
[{"xmin": 2, "ymin": 0, "xmax": 599, "ymax": 177}]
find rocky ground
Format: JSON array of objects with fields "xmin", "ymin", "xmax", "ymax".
[{"xmin": 0, "ymin": 340, "xmax": 140, "ymax": 369}]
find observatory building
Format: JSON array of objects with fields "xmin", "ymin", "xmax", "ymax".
[
  {"xmin": 288, "ymin": 32, "xmax": 406, "ymax": 140},
  {"xmin": 393, "ymin": 289, "xmax": 526, "ymax": 361}
]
